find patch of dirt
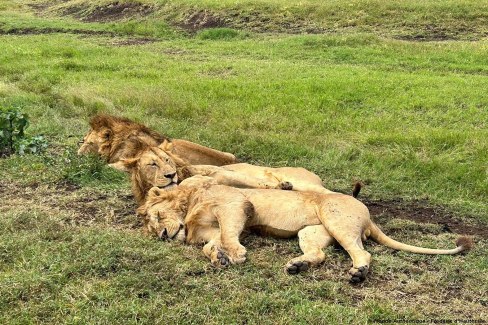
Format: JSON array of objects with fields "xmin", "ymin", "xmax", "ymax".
[
  {"xmin": 176, "ymin": 9, "xmax": 327, "ymax": 34},
  {"xmin": 0, "ymin": 26, "xmax": 156, "ymax": 46},
  {"xmin": 364, "ymin": 198, "xmax": 488, "ymax": 239},
  {"xmin": 54, "ymin": 180, "xmax": 81, "ymax": 192},
  {"xmin": 27, "ymin": 2, "xmax": 53, "ymax": 13},
  {"xmin": 0, "ymin": 180, "xmax": 138, "ymax": 228},
  {"xmin": 81, "ymin": 1, "xmax": 154, "ymax": 23},
  {"xmin": 392, "ymin": 25, "xmax": 478, "ymax": 42},
  {"xmin": 178, "ymin": 10, "xmax": 227, "ymax": 33},
  {"xmin": 0, "ymin": 27, "xmax": 115, "ymax": 36},
  {"xmin": 110, "ymin": 38, "xmax": 157, "ymax": 46}
]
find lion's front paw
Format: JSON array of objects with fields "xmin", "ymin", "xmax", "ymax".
[
  {"xmin": 227, "ymin": 245, "xmax": 247, "ymax": 265},
  {"xmin": 349, "ymin": 265, "xmax": 369, "ymax": 283},
  {"xmin": 285, "ymin": 260, "xmax": 309, "ymax": 275},
  {"xmin": 279, "ymin": 181, "xmax": 293, "ymax": 191},
  {"xmin": 211, "ymin": 250, "xmax": 230, "ymax": 268}
]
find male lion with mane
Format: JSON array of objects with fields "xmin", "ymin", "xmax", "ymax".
[
  {"xmin": 78, "ymin": 114, "xmax": 237, "ymax": 165},
  {"xmin": 137, "ymin": 178, "xmax": 472, "ymax": 283}
]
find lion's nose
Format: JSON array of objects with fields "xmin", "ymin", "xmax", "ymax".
[
  {"xmin": 159, "ymin": 228, "xmax": 168, "ymax": 240},
  {"xmin": 164, "ymin": 172, "xmax": 176, "ymax": 179}
]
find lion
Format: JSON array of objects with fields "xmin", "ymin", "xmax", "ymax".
[
  {"xmin": 77, "ymin": 114, "xmax": 237, "ymax": 165},
  {"xmin": 137, "ymin": 179, "xmax": 473, "ymax": 283},
  {"xmin": 110, "ymin": 141, "xmax": 361, "ymax": 206}
]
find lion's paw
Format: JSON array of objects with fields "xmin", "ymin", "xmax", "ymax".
[
  {"xmin": 227, "ymin": 245, "xmax": 247, "ymax": 265},
  {"xmin": 286, "ymin": 261, "xmax": 309, "ymax": 275},
  {"xmin": 211, "ymin": 250, "xmax": 230, "ymax": 268},
  {"xmin": 279, "ymin": 181, "xmax": 293, "ymax": 191},
  {"xmin": 349, "ymin": 265, "xmax": 369, "ymax": 283}
]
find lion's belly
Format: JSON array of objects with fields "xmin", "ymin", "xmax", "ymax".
[{"xmin": 242, "ymin": 189, "xmax": 321, "ymax": 238}]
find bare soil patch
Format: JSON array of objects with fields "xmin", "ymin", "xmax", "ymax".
[
  {"xmin": 81, "ymin": 1, "xmax": 154, "ymax": 23},
  {"xmin": 392, "ymin": 25, "xmax": 481, "ymax": 42},
  {"xmin": 0, "ymin": 27, "xmax": 115, "ymax": 36},
  {"xmin": 0, "ymin": 180, "xmax": 138, "ymax": 228},
  {"xmin": 178, "ymin": 10, "xmax": 227, "ymax": 33},
  {"xmin": 110, "ymin": 38, "xmax": 157, "ymax": 46},
  {"xmin": 177, "ymin": 9, "xmax": 326, "ymax": 34},
  {"xmin": 364, "ymin": 198, "xmax": 487, "ymax": 238},
  {"xmin": 27, "ymin": 2, "xmax": 54, "ymax": 13}
]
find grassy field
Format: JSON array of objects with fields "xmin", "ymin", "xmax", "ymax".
[{"xmin": 1, "ymin": 0, "xmax": 487, "ymax": 323}]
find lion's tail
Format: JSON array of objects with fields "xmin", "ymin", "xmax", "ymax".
[
  {"xmin": 368, "ymin": 223, "xmax": 473, "ymax": 254},
  {"xmin": 352, "ymin": 182, "xmax": 362, "ymax": 198}
]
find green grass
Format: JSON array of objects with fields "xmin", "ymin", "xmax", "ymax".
[{"xmin": 0, "ymin": 0, "xmax": 487, "ymax": 323}]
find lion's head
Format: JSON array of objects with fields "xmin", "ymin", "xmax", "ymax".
[
  {"xmin": 110, "ymin": 141, "xmax": 187, "ymax": 205},
  {"xmin": 78, "ymin": 114, "xmax": 170, "ymax": 162},
  {"xmin": 137, "ymin": 187, "xmax": 188, "ymax": 240},
  {"xmin": 77, "ymin": 128, "xmax": 111, "ymax": 156}
]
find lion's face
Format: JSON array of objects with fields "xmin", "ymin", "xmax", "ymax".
[
  {"xmin": 138, "ymin": 188, "xmax": 186, "ymax": 241},
  {"xmin": 77, "ymin": 128, "xmax": 111, "ymax": 156},
  {"xmin": 134, "ymin": 148, "xmax": 178, "ymax": 190}
]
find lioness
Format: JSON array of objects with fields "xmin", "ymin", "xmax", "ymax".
[
  {"xmin": 110, "ymin": 141, "xmax": 360, "ymax": 205},
  {"xmin": 78, "ymin": 114, "xmax": 237, "ymax": 165},
  {"xmin": 137, "ymin": 180, "xmax": 472, "ymax": 283}
]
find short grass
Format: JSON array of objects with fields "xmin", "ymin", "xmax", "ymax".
[{"xmin": 0, "ymin": 0, "xmax": 487, "ymax": 323}]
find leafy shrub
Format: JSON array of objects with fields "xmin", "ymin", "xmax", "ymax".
[{"xmin": 0, "ymin": 106, "xmax": 48, "ymax": 157}]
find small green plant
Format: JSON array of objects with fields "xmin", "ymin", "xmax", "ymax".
[{"xmin": 0, "ymin": 106, "xmax": 48, "ymax": 157}]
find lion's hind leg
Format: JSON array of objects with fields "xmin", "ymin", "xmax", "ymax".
[
  {"xmin": 318, "ymin": 198, "xmax": 372, "ymax": 283},
  {"xmin": 285, "ymin": 225, "xmax": 334, "ymax": 275},
  {"xmin": 327, "ymin": 231, "xmax": 371, "ymax": 283}
]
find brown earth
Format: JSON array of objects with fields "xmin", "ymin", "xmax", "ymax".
[
  {"xmin": 79, "ymin": 2, "xmax": 154, "ymax": 23},
  {"xmin": 0, "ymin": 26, "xmax": 115, "ymax": 36},
  {"xmin": 177, "ymin": 10, "xmax": 227, "ymax": 33},
  {"xmin": 364, "ymin": 198, "xmax": 487, "ymax": 238},
  {"xmin": 392, "ymin": 25, "xmax": 480, "ymax": 42}
]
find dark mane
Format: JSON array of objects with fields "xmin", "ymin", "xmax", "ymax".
[{"xmin": 89, "ymin": 114, "xmax": 171, "ymax": 143}]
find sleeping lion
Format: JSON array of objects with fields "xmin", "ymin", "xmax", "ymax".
[
  {"xmin": 137, "ymin": 178, "xmax": 473, "ymax": 283},
  {"xmin": 77, "ymin": 114, "xmax": 236, "ymax": 166}
]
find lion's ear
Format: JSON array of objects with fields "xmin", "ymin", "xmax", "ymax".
[
  {"xmin": 159, "ymin": 140, "xmax": 174, "ymax": 152},
  {"xmin": 109, "ymin": 158, "xmax": 138, "ymax": 172},
  {"xmin": 100, "ymin": 128, "xmax": 112, "ymax": 140},
  {"xmin": 136, "ymin": 205, "xmax": 147, "ymax": 218}
]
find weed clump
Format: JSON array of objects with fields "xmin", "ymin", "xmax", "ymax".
[{"xmin": 0, "ymin": 105, "xmax": 48, "ymax": 157}]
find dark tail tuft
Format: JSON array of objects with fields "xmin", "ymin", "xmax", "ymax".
[
  {"xmin": 352, "ymin": 182, "xmax": 362, "ymax": 198},
  {"xmin": 455, "ymin": 236, "xmax": 474, "ymax": 252}
]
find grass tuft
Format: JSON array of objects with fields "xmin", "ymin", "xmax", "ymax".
[{"xmin": 197, "ymin": 27, "xmax": 249, "ymax": 40}]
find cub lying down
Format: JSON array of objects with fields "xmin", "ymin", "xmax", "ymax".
[{"xmin": 137, "ymin": 177, "xmax": 472, "ymax": 283}]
